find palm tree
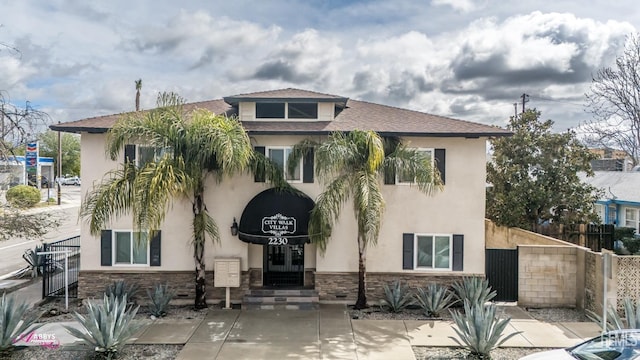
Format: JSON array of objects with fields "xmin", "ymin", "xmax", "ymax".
[
  {"xmin": 135, "ymin": 79, "xmax": 142, "ymax": 111},
  {"xmin": 289, "ymin": 130, "xmax": 442, "ymax": 309},
  {"xmin": 81, "ymin": 92, "xmax": 285, "ymax": 309}
]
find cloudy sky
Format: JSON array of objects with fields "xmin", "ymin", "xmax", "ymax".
[{"xmin": 0, "ymin": 0, "xmax": 638, "ymax": 131}]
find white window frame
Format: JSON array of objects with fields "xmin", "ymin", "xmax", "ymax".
[
  {"xmin": 413, "ymin": 233, "xmax": 453, "ymax": 271},
  {"xmin": 623, "ymin": 207, "xmax": 640, "ymax": 232},
  {"xmin": 397, "ymin": 148, "xmax": 434, "ymax": 185},
  {"xmin": 594, "ymin": 204, "xmax": 605, "ymax": 223},
  {"xmin": 266, "ymin": 146, "xmax": 303, "ymax": 183},
  {"xmin": 113, "ymin": 230, "xmax": 150, "ymax": 266}
]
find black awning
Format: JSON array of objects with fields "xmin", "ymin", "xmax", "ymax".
[{"xmin": 238, "ymin": 188, "xmax": 315, "ymax": 245}]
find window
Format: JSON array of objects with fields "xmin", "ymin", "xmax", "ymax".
[
  {"xmin": 255, "ymin": 102, "xmax": 318, "ymax": 119},
  {"xmin": 268, "ymin": 146, "xmax": 302, "ymax": 182},
  {"xmin": 114, "ymin": 231, "xmax": 148, "ymax": 265},
  {"xmin": 137, "ymin": 146, "xmax": 171, "ymax": 168},
  {"xmin": 624, "ymin": 208, "xmax": 640, "ymax": 231},
  {"xmin": 288, "ymin": 103, "xmax": 317, "ymax": 119},
  {"xmin": 256, "ymin": 103, "xmax": 285, "ymax": 118},
  {"xmin": 594, "ymin": 204, "xmax": 605, "ymax": 223},
  {"xmin": 415, "ymin": 234, "xmax": 452, "ymax": 270},
  {"xmin": 397, "ymin": 148, "xmax": 434, "ymax": 184}
]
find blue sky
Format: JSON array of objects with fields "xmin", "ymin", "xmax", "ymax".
[{"xmin": 1, "ymin": 0, "xmax": 639, "ymax": 131}]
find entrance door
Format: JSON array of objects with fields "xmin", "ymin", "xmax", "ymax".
[{"xmin": 263, "ymin": 244, "xmax": 304, "ymax": 287}]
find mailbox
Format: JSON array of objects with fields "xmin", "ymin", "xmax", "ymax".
[{"xmin": 214, "ymin": 258, "xmax": 241, "ymax": 288}]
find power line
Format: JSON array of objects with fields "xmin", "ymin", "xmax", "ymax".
[{"xmin": 527, "ymin": 94, "xmax": 584, "ymax": 107}]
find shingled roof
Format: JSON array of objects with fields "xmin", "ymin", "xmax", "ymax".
[{"xmin": 51, "ymin": 88, "xmax": 511, "ymax": 137}]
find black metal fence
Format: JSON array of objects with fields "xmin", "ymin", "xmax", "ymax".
[
  {"xmin": 485, "ymin": 248, "xmax": 518, "ymax": 302},
  {"xmin": 585, "ymin": 224, "xmax": 615, "ymax": 252},
  {"xmin": 42, "ymin": 235, "xmax": 80, "ymax": 298}
]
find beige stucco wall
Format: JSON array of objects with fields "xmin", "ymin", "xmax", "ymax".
[
  {"xmin": 485, "ymin": 220, "xmax": 574, "ymax": 249},
  {"xmin": 79, "ymin": 132, "xmax": 488, "ymax": 277}
]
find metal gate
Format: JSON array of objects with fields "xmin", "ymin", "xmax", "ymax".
[
  {"xmin": 263, "ymin": 244, "xmax": 304, "ymax": 287},
  {"xmin": 42, "ymin": 235, "xmax": 80, "ymax": 298},
  {"xmin": 485, "ymin": 248, "xmax": 518, "ymax": 302}
]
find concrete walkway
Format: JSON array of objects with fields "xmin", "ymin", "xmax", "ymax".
[{"xmin": 2, "ymin": 280, "xmax": 603, "ymax": 359}]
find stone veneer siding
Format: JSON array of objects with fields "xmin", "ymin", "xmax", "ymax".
[
  {"xmin": 78, "ymin": 270, "xmax": 251, "ymax": 302},
  {"xmin": 315, "ymin": 272, "xmax": 476, "ymax": 302},
  {"xmin": 518, "ymin": 246, "xmax": 577, "ymax": 307}
]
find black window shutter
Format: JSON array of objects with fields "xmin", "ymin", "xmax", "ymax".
[
  {"xmin": 303, "ymin": 149, "xmax": 314, "ymax": 183},
  {"xmin": 402, "ymin": 233, "xmax": 414, "ymax": 269},
  {"xmin": 384, "ymin": 166, "xmax": 396, "ymax": 185},
  {"xmin": 452, "ymin": 234, "xmax": 464, "ymax": 271},
  {"xmin": 254, "ymin": 146, "xmax": 266, "ymax": 182},
  {"xmin": 435, "ymin": 149, "xmax": 445, "ymax": 184},
  {"xmin": 150, "ymin": 230, "xmax": 161, "ymax": 266},
  {"xmin": 124, "ymin": 144, "xmax": 136, "ymax": 163},
  {"xmin": 101, "ymin": 230, "xmax": 112, "ymax": 266}
]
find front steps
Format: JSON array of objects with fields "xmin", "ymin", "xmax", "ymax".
[{"xmin": 243, "ymin": 288, "xmax": 319, "ymax": 310}]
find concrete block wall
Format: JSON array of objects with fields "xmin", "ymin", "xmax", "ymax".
[{"xmin": 518, "ymin": 246, "xmax": 579, "ymax": 307}]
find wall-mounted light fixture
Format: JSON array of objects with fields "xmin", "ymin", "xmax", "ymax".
[{"xmin": 231, "ymin": 217, "xmax": 238, "ymax": 236}]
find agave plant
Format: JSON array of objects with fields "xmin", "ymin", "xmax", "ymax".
[
  {"xmin": 147, "ymin": 283, "xmax": 175, "ymax": 317},
  {"xmin": 0, "ymin": 294, "xmax": 42, "ymax": 355},
  {"xmin": 380, "ymin": 280, "xmax": 413, "ymax": 313},
  {"xmin": 414, "ymin": 283, "xmax": 456, "ymax": 317},
  {"xmin": 451, "ymin": 277, "xmax": 496, "ymax": 306},
  {"xmin": 63, "ymin": 294, "xmax": 143, "ymax": 359},
  {"xmin": 587, "ymin": 297, "xmax": 640, "ymax": 331},
  {"xmin": 21, "ymin": 245, "xmax": 45, "ymax": 278},
  {"xmin": 450, "ymin": 300, "xmax": 522, "ymax": 358},
  {"xmin": 105, "ymin": 279, "xmax": 140, "ymax": 304}
]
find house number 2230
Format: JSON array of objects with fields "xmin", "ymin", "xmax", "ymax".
[{"xmin": 268, "ymin": 237, "xmax": 288, "ymax": 245}]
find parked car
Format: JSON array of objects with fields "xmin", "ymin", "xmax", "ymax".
[
  {"xmin": 62, "ymin": 176, "xmax": 81, "ymax": 186},
  {"xmin": 520, "ymin": 329, "xmax": 640, "ymax": 359}
]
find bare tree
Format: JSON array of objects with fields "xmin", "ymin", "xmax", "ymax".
[
  {"xmin": 1, "ymin": 92, "xmax": 51, "ymax": 161},
  {"xmin": 585, "ymin": 33, "xmax": 640, "ymax": 167}
]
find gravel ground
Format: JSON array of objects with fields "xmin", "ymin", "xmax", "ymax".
[
  {"xmin": 8, "ymin": 298, "xmax": 208, "ymax": 360},
  {"xmin": 413, "ymin": 346, "xmax": 558, "ymax": 359}
]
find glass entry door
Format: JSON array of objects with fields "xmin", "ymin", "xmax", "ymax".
[{"xmin": 263, "ymin": 244, "xmax": 304, "ymax": 287}]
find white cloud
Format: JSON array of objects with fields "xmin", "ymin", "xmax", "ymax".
[{"xmin": 431, "ymin": 0, "xmax": 480, "ymax": 13}]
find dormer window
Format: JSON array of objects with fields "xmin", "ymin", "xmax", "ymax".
[
  {"xmin": 256, "ymin": 103, "xmax": 285, "ymax": 118},
  {"xmin": 255, "ymin": 102, "xmax": 318, "ymax": 119},
  {"xmin": 288, "ymin": 103, "xmax": 317, "ymax": 119}
]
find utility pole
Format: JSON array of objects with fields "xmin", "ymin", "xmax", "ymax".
[
  {"xmin": 521, "ymin": 93, "xmax": 529, "ymax": 114},
  {"xmin": 513, "ymin": 103, "xmax": 518, "ymax": 119},
  {"xmin": 57, "ymin": 121, "xmax": 62, "ymax": 205}
]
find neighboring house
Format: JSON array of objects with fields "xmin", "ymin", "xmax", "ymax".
[
  {"xmin": 581, "ymin": 171, "xmax": 640, "ymax": 233},
  {"xmin": 589, "ymin": 148, "xmax": 634, "ymax": 172},
  {"xmin": 51, "ymin": 88, "xmax": 511, "ymax": 303}
]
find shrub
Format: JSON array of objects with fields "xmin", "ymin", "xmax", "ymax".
[
  {"xmin": 0, "ymin": 294, "xmax": 42, "ymax": 356},
  {"xmin": 615, "ymin": 227, "xmax": 637, "ymax": 241},
  {"xmin": 5, "ymin": 185, "xmax": 41, "ymax": 208},
  {"xmin": 147, "ymin": 283, "xmax": 175, "ymax": 317},
  {"xmin": 63, "ymin": 294, "xmax": 143, "ymax": 359},
  {"xmin": 450, "ymin": 300, "xmax": 522, "ymax": 358},
  {"xmin": 105, "ymin": 280, "xmax": 140, "ymax": 304},
  {"xmin": 452, "ymin": 277, "xmax": 496, "ymax": 306},
  {"xmin": 380, "ymin": 280, "xmax": 413, "ymax": 313},
  {"xmin": 622, "ymin": 238, "xmax": 640, "ymax": 255},
  {"xmin": 414, "ymin": 283, "xmax": 456, "ymax": 317}
]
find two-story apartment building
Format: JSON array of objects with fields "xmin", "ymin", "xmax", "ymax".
[{"xmin": 51, "ymin": 88, "xmax": 510, "ymax": 305}]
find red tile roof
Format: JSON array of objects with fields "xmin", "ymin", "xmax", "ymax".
[{"xmin": 51, "ymin": 88, "xmax": 511, "ymax": 137}]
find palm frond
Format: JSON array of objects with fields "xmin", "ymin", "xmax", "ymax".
[
  {"xmin": 354, "ymin": 170, "xmax": 384, "ymax": 246},
  {"xmin": 80, "ymin": 162, "xmax": 138, "ymax": 236}
]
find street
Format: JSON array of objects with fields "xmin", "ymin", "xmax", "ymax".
[{"xmin": 0, "ymin": 186, "xmax": 81, "ymax": 277}]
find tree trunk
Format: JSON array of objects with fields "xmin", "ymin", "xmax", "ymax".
[
  {"xmin": 193, "ymin": 192, "xmax": 207, "ymax": 309},
  {"xmin": 355, "ymin": 235, "xmax": 367, "ymax": 309}
]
